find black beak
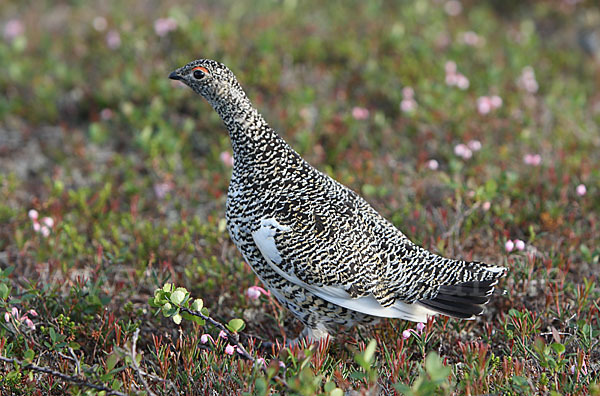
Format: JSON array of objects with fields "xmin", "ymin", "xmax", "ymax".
[{"xmin": 168, "ymin": 71, "xmax": 183, "ymax": 81}]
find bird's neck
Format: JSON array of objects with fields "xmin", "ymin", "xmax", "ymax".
[{"xmin": 214, "ymin": 94, "xmax": 285, "ymax": 163}]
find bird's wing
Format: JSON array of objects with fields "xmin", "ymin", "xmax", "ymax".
[{"xmin": 250, "ymin": 194, "xmax": 438, "ymax": 321}]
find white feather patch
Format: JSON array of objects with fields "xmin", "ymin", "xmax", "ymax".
[
  {"xmin": 252, "ymin": 218, "xmax": 291, "ymax": 265},
  {"xmin": 310, "ymin": 285, "xmax": 438, "ymax": 322},
  {"xmin": 487, "ymin": 265, "xmax": 508, "ymax": 274},
  {"xmin": 252, "ymin": 217, "xmax": 437, "ymax": 322}
]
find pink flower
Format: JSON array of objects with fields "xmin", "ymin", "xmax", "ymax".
[
  {"xmin": 402, "ymin": 329, "xmax": 412, "ymax": 339},
  {"xmin": 445, "ymin": 61, "xmax": 457, "ymax": 74},
  {"xmin": 42, "ymin": 217, "xmax": 54, "ymax": 228},
  {"xmin": 445, "ymin": 62, "xmax": 469, "ymax": 90},
  {"xmin": 515, "ymin": 239, "xmax": 525, "ymax": 251},
  {"xmin": 467, "ymin": 140, "xmax": 482, "ymax": 151},
  {"xmin": 27, "ymin": 310, "xmax": 38, "ymax": 317},
  {"xmin": 220, "ymin": 151, "xmax": 234, "ymax": 167},
  {"xmin": 255, "ymin": 357, "xmax": 266, "ymax": 366},
  {"xmin": 455, "ymin": 74, "xmax": 469, "ymax": 90},
  {"xmin": 100, "ymin": 108, "xmax": 113, "ymax": 120},
  {"xmin": 402, "ymin": 87, "xmax": 414, "ymax": 99},
  {"xmin": 106, "ymin": 30, "xmax": 121, "ymax": 49},
  {"xmin": 477, "ymin": 97, "xmax": 491, "ymax": 115},
  {"xmin": 154, "ymin": 17, "xmax": 177, "ymax": 37},
  {"xmin": 92, "ymin": 17, "xmax": 107, "ymax": 32},
  {"xmin": 33, "ymin": 222, "xmax": 41, "ymax": 232},
  {"xmin": 246, "ymin": 286, "xmax": 270, "ymax": 300},
  {"xmin": 523, "ymin": 154, "xmax": 541, "ymax": 166},
  {"xmin": 153, "ymin": 182, "xmax": 173, "ymax": 199},
  {"xmin": 445, "ymin": 73, "xmax": 457, "ymax": 86},
  {"xmin": 477, "ymin": 96, "xmax": 501, "ymax": 115},
  {"xmin": 28, "ymin": 209, "xmax": 38, "ymax": 220},
  {"xmin": 518, "ymin": 66, "xmax": 538, "ymax": 93},
  {"xmin": 200, "ymin": 334, "xmax": 210, "ymax": 344},
  {"xmin": 490, "ymin": 95, "xmax": 502, "ymax": 108},
  {"xmin": 24, "ymin": 318, "xmax": 35, "ymax": 330},
  {"xmin": 351, "ymin": 107, "xmax": 369, "ymax": 120},
  {"xmin": 400, "ymin": 87, "xmax": 417, "ymax": 112},
  {"xmin": 505, "ymin": 240, "xmax": 514, "ymax": 252},
  {"xmin": 416, "ymin": 322, "xmax": 426, "ymax": 333},
  {"xmin": 11, "ymin": 307, "xmax": 19, "ymax": 319},
  {"xmin": 4, "ymin": 312, "xmax": 10, "ymax": 322},
  {"xmin": 461, "ymin": 31, "xmax": 481, "ymax": 46},
  {"xmin": 246, "ymin": 286, "xmax": 261, "ymax": 300},
  {"xmin": 454, "ymin": 144, "xmax": 472, "ymax": 159},
  {"xmin": 482, "ymin": 201, "xmax": 491, "ymax": 211},
  {"xmin": 400, "ymin": 99, "xmax": 417, "ymax": 113},
  {"xmin": 427, "ymin": 159, "xmax": 439, "ymax": 170},
  {"xmin": 444, "ymin": 0, "xmax": 462, "ymax": 16},
  {"xmin": 224, "ymin": 344, "xmax": 235, "ymax": 355},
  {"xmin": 3, "ymin": 19, "xmax": 24, "ymax": 41},
  {"xmin": 576, "ymin": 184, "xmax": 587, "ymax": 196},
  {"xmin": 41, "ymin": 226, "xmax": 50, "ymax": 238},
  {"xmin": 219, "ymin": 330, "xmax": 227, "ymax": 339},
  {"xmin": 278, "ymin": 361, "xmax": 286, "ymax": 368}
]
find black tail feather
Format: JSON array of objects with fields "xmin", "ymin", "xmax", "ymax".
[{"xmin": 418, "ymin": 279, "xmax": 499, "ymax": 319}]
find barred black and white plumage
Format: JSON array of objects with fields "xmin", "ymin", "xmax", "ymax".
[{"xmin": 169, "ymin": 59, "xmax": 507, "ymax": 341}]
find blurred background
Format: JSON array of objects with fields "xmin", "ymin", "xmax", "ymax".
[{"xmin": 1, "ymin": 0, "xmax": 599, "ymax": 394}]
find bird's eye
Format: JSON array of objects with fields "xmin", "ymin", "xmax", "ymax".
[{"xmin": 192, "ymin": 66, "xmax": 208, "ymax": 80}]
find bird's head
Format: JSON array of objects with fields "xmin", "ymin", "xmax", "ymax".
[{"xmin": 168, "ymin": 59, "xmax": 246, "ymax": 109}]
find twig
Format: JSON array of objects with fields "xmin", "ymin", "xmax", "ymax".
[
  {"xmin": 441, "ymin": 201, "xmax": 481, "ymax": 240},
  {"xmin": 0, "ymin": 355, "xmax": 128, "ymax": 396},
  {"xmin": 130, "ymin": 328, "xmax": 159, "ymax": 396},
  {"xmin": 68, "ymin": 347, "xmax": 81, "ymax": 375},
  {"xmin": 178, "ymin": 306, "xmax": 290, "ymax": 388}
]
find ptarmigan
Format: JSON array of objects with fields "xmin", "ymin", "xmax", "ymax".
[{"xmin": 169, "ymin": 59, "xmax": 506, "ymax": 342}]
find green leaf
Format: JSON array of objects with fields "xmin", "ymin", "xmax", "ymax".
[
  {"xmin": 485, "ymin": 178, "xmax": 498, "ymax": 195},
  {"xmin": 162, "ymin": 283, "xmax": 172, "ymax": 293},
  {"xmin": 349, "ymin": 371, "xmax": 365, "ymax": 380},
  {"xmin": 23, "ymin": 349, "xmax": 34, "ymax": 363},
  {"xmin": 172, "ymin": 313, "xmax": 182, "ymax": 325},
  {"xmin": 69, "ymin": 342, "xmax": 81, "ymax": 350},
  {"xmin": 191, "ymin": 298, "xmax": 203, "ymax": 311},
  {"xmin": 227, "ymin": 318, "xmax": 245, "ymax": 332},
  {"xmin": 162, "ymin": 302, "xmax": 174, "ymax": 317},
  {"xmin": 425, "ymin": 352, "xmax": 450, "ymax": 380},
  {"xmin": 148, "ymin": 296, "xmax": 159, "ymax": 307},
  {"xmin": 106, "ymin": 353, "xmax": 119, "ymax": 372},
  {"xmin": 255, "ymin": 377, "xmax": 267, "ymax": 395},
  {"xmin": 363, "ymin": 339, "xmax": 377, "ymax": 365},
  {"xmin": 330, "ymin": 389, "xmax": 344, "ymax": 396},
  {"xmin": 551, "ymin": 343, "xmax": 565, "ymax": 355},
  {"xmin": 324, "ymin": 381, "xmax": 336, "ymax": 392},
  {"xmin": 49, "ymin": 327, "xmax": 57, "ymax": 342},
  {"xmin": 393, "ymin": 382, "xmax": 411, "ymax": 393},
  {"xmin": 0, "ymin": 283, "xmax": 9, "ymax": 299},
  {"xmin": 354, "ymin": 354, "xmax": 367, "ymax": 370},
  {"xmin": 512, "ymin": 376, "xmax": 529, "ymax": 389},
  {"xmin": 170, "ymin": 290, "xmax": 186, "ymax": 305}
]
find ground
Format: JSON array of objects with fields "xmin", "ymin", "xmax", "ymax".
[{"xmin": 0, "ymin": 0, "xmax": 599, "ymax": 395}]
